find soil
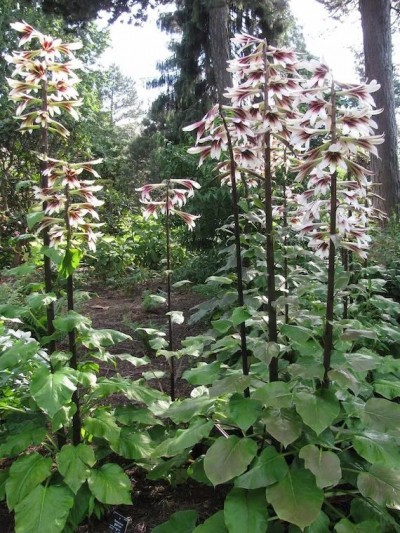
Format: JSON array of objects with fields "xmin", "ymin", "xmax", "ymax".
[{"xmin": 0, "ymin": 280, "xmax": 227, "ymax": 533}]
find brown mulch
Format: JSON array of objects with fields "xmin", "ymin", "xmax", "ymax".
[{"xmin": 0, "ymin": 280, "xmax": 223, "ymax": 533}]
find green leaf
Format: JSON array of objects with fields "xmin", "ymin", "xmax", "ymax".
[
  {"xmin": 299, "ymin": 445, "xmax": 342, "ymax": 488},
  {"xmin": 163, "ymin": 396, "xmax": 214, "ymax": 423},
  {"xmin": 183, "ymin": 361, "xmax": 221, "ymax": 386},
  {"xmin": 353, "ymin": 433, "xmax": 400, "ymax": 468},
  {"xmin": 152, "ymin": 510, "xmax": 198, "ymax": 533},
  {"xmin": 0, "ymin": 340, "xmax": 39, "ymax": 371},
  {"xmin": 193, "ymin": 510, "xmax": 227, "ymax": 533},
  {"xmin": 82, "ymin": 328, "xmax": 131, "ymax": 349},
  {"xmin": 357, "ymin": 465, "xmax": 400, "ymax": 508},
  {"xmin": 335, "ymin": 271, "xmax": 351, "ymax": 291},
  {"xmin": 84, "ymin": 410, "xmax": 121, "ymax": 443},
  {"xmin": 224, "ymin": 488, "xmax": 268, "ymax": 533},
  {"xmin": 204, "ymin": 436, "xmax": 257, "ymax": 486},
  {"xmin": 14, "ymin": 484, "xmax": 74, "ymax": 533},
  {"xmin": 26, "ymin": 293, "xmax": 57, "ymax": 309},
  {"xmin": 172, "ymin": 280, "xmax": 192, "ymax": 288},
  {"xmin": 154, "ymin": 419, "xmax": 213, "ymax": 457},
  {"xmin": 0, "ymin": 418, "xmax": 47, "ymax": 458},
  {"xmin": 344, "ymin": 351, "xmax": 380, "ymax": 372},
  {"xmin": 88, "ymin": 464, "xmax": 131, "ymax": 505},
  {"xmin": 335, "ymin": 518, "xmax": 381, "ymax": 533},
  {"xmin": 114, "ymin": 405, "xmax": 158, "ymax": 426},
  {"xmin": 295, "ymin": 390, "xmax": 339, "ymax": 435},
  {"xmin": 110, "ymin": 428, "xmax": 153, "ymax": 460},
  {"xmin": 211, "ymin": 319, "xmax": 233, "ymax": 334},
  {"xmin": 305, "ymin": 511, "xmax": 331, "ymax": 533},
  {"xmin": 341, "ymin": 329, "xmax": 377, "ymax": 341},
  {"xmin": 229, "ymin": 394, "xmax": 262, "ymax": 431},
  {"xmin": 53, "ymin": 311, "xmax": 90, "ymax": 334},
  {"xmin": 262, "ymin": 408, "xmax": 303, "ymax": 447},
  {"xmin": 362, "ymin": 398, "xmax": 400, "ymax": 436},
  {"xmin": 6, "ymin": 453, "xmax": 52, "ymax": 510},
  {"xmin": 252, "ymin": 382, "xmax": 292, "ymax": 408},
  {"xmin": 373, "ymin": 379, "xmax": 400, "ymax": 400},
  {"xmin": 30, "ymin": 366, "xmax": 77, "ymax": 418},
  {"xmin": 27, "ymin": 211, "xmax": 45, "ymax": 230},
  {"xmin": 209, "ymin": 375, "xmax": 251, "ymax": 398},
  {"xmin": 231, "ymin": 306, "xmax": 251, "ymax": 326},
  {"xmin": 58, "ymin": 249, "xmax": 83, "ymax": 278},
  {"xmin": 235, "ymin": 446, "xmax": 288, "ymax": 489},
  {"xmin": 281, "ymin": 324, "xmax": 314, "ymax": 343},
  {"xmin": 56, "ymin": 444, "xmax": 96, "ymax": 494},
  {"xmin": 265, "ymin": 468, "xmax": 324, "ymax": 530}
]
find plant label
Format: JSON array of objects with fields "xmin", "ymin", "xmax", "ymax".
[{"xmin": 108, "ymin": 510, "xmax": 131, "ymax": 533}]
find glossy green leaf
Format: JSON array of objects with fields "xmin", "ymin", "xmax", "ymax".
[
  {"xmin": 373, "ymin": 379, "xmax": 400, "ymax": 400},
  {"xmin": 335, "ymin": 518, "xmax": 381, "ymax": 533},
  {"xmin": 14, "ymin": 484, "xmax": 74, "ymax": 533},
  {"xmin": 82, "ymin": 328, "xmax": 130, "ymax": 349},
  {"xmin": 0, "ymin": 340, "xmax": 39, "ymax": 371},
  {"xmin": 209, "ymin": 375, "xmax": 251, "ymax": 398},
  {"xmin": 281, "ymin": 324, "xmax": 314, "ymax": 343},
  {"xmin": 53, "ymin": 311, "xmax": 90, "ymax": 333},
  {"xmin": 88, "ymin": 464, "xmax": 131, "ymax": 505},
  {"xmin": 204, "ymin": 436, "xmax": 257, "ymax": 486},
  {"xmin": 224, "ymin": 488, "xmax": 268, "ymax": 533},
  {"xmin": 295, "ymin": 390, "xmax": 339, "ymax": 435},
  {"xmin": 166, "ymin": 310, "xmax": 184, "ymax": 324},
  {"xmin": 6, "ymin": 453, "xmax": 52, "ymax": 510},
  {"xmin": 84, "ymin": 410, "xmax": 121, "ymax": 443},
  {"xmin": 235, "ymin": 446, "xmax": 288, "ymax": 489},
  {"xmin": 27, "ymin": 211, "xmax": 45, "ymax": 230},
  {"xmin": 357, "ymin": 465, "xmax": 400, "ymax": 507},
  {"xmin": 299, "ymin": 445, "xmax": 341, "ymax": 488},
  {"xmin": 31, "ymin": 366, "xmax": 77, "ymax": 418},
  {"xmin": 206, "ymin": 276, "xmax": 233, "ymax": 285},
  {"xmin": 252, "ymin": 382, "xmax": 292, "ymax": 408},
  {"xmin": 231, "ymin": 306, "xmax": 251, "ymax": 326},
  {"xmin": 362, "ymin": 398, "xmax": 400, "ymax": 436},
  {"xmin": 193, "ymin": 510, "xmax": 227, "ymax": 533},
  {"xmin": 56, "ymin": 444, "xmax": 96, "ymax": 494},
  {"xmin": 211, "ymin": 319, "xmax": 233, "ymax": 334},
  {"xmin": 265, "ymin": 469, "xmax": 324, "ymax": 530},
  {"xmin": 353, "ymin": 433, "xmax": 400, "ymax": 468},
  {"xmin": 0, "ymin": 419, "xmax": 47, "ymax": 458},
  {"xmin": 229, "ymin": 394, "xmax": 262, "ymax": 431},
  {"xmin": 305, "ymin": 511, "xmax": 331, "ymax": 533},
  {"xmin": 154, "ymin": 419, "xmax": 213, "ymax": 457},
  {"xmin": 262, "ymin": 408, "xmax": 303, "ymax": 447},
  {"xmin": 111, "ymin": 428, "xmax": 153, "ymax": 459},
  {"xmin": 183, "ymin": 361, "xmax": 221, "ymax": 386},
  {"xmin": 152, "ymin": 510, "xmax": 198, "ymax": 533},
  {"xmin": 162, "ymin": 396, "xmax": 214, "ymax": 423},
  {"xmin": 58, "ymin": 248, "xmax": 83, "ymax": 278},
  {"xmin": 115, "ymin": 405, "xmax": 159, "ymax": 426}
]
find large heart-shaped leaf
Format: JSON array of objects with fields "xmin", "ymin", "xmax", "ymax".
[
  {"xmin": 235, "ymin": 446, "xmax": 288, "ymax": 489},
  {"xmin": 83, "ymin": 410, "xmax": 121, "ymax": 443},
  {"xmin": 335, "ymin": 518, "xmax": 381, "ymax": 533},
  {"xmin": 252, "ymin": 382, "xmax": 292, "ymax": 408},
  {"xmin": 229, "ymin": 394, "xmax": 263, "ymax": 431},
  {"xmin": 30, "ymin": 366, "xmax": 77, "ymax": 418},
  {"xmin": 224, "ymin": 488, "xmax": 268, "ymax": 533},
  {"xmin": 362, "ymin": 398, "xmax": 400, "ymax": 437},
  {"xmin": 88, "ymin": 464, "xmax": 131, "ymax": 505},
  {"xmin": 353, "ymin": 432, "xmax": 400, "ymax": 468},
  {"xmin": 14, "ymin": 484, "xmax": 74, "ymax": 533},
  {"xmin": 152, "ymin": 510, "xmax": 198, "ymax": 533},
  {"xmin": 357, "ymin": 465, "xmax": 400, "ymax": 508},
  {"xmin": 262, "ymin": 408, "xmax": 302, "ymax": 447},
  {"xmin": 193, "ymin": 510, "xmax": 227, "ymax": 532},
  {"xmin": 204, "ymin": 436, "xmax": 257, "ymax": 486},
  {"xmin": 265, "ymin": 468, "xmax": 324, "ymax": 530},
  {"xmin": 295, "ymin": 390, "xmax": 339, "ymax": 435},
  {"xmin": 6, "ymin": 453, "xmax": 52, "ymax": 510},
  {"xmin": 56, "ymin": 444, "xmax": 96, "ymax": 494},
  {"xmin": 154, "ymin": 419, "xmax": 213, "ymax": 457},
  {"xmin": 299, "ymin": 444, "xmax": 341, "ymax": 488},
  {"xmin": 110, "ymin": 428, "xmax": 153, "ymax": 460}
]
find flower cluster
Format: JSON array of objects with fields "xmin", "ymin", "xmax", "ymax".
[
  {"xmin": 290, "ymin": 64, "xmax": 384, "ymax": 258},
  {"xmin": 136, "ymin": 179, "xmax": 201, "ymax": 230},
  {"xmin": 34, "ymin": 157, "xmax": 104, "ymax": 251},
  {"xmin": 6, "ymin": 21, "xmax": 82, "ymax": 138},
  {"xmin": 183, "ymin": 33, "xmax": 303, "ymax": 188}
]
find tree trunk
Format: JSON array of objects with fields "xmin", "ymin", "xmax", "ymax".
[
  {"xmin": 207, "ymin": 0, "xmax": 232, "ymax": 104},
  {"xmin": 359, "ymin": 0, "xmax": 400, "ymax": 215}
]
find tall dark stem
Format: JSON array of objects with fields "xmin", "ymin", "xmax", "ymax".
[
  {"xmin": 263, "ymin": 47, "xmax": 278, "ymax": 382},
  {"xmin": 323, "ymin": 83, "xmax": 338, "ymax": 388},
  {"xmin": 165, "ymin": 182, "xmax": 175, "ymax": 401},
  {"xmin": 65, "ymin": 186, "xmax": 81, "ymax": 444},
  {"xmin": 220, "ymin": 111, "xmax": 249, "ymax": 398},
  {"xmin": 40, "ymin": 79, "xmax": 56, "ymax": 355}
]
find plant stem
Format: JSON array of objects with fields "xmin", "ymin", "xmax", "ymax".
[
  {"xmin": 65, "ymin": 185, "xmax": 81, "ymax": 444},
  {"xmin": 323, "ymin": 82, "xmax": 338, "ymax": 388},
  {"xmin": 263, "ymin": 46, "xmax": 278, "ymax": 382},
  {"xmin": 40, "ymin": 79, "xmax": 56, "ymax": 355},
  {"xmin": 220, "ymin": 110, "xmax": 250, "ymax": 398},
  {"xmin": 165, "ymin": 181, "xmax": 175, "ymax": 401}
]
